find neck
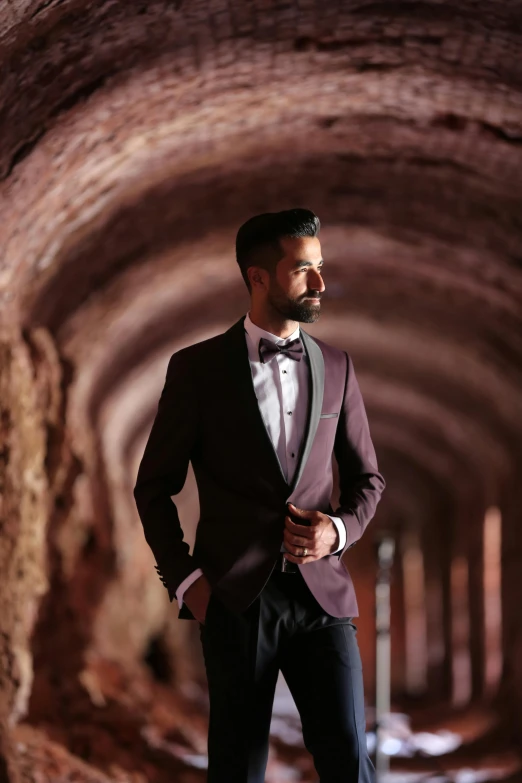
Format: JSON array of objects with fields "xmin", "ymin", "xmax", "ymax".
[{"xmin": 248, "ymin": 305, "xmax": 299, "ymax": 339}]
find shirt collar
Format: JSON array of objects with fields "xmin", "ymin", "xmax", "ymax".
[{"xmin": 244, "ymin": 311, "xmax": 300, "ymax": 348}]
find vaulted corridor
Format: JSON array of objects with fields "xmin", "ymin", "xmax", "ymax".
[{"xmin": 1, "ymin": 2, "xmax": 522, "ymax": 781}]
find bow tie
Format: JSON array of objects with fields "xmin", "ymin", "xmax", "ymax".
[{"xmin": 258, "ymin": 336, "xmax": 304, "ymax": 364}]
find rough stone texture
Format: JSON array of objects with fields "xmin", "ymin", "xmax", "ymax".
[{"xmin": 1, "ymin": 1, "xmax": 522, "ymax": 781}]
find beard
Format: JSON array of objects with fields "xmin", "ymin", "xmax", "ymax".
[{"xmin": 267, "ymin": 279, "xmax": 321, "ymax": 323}]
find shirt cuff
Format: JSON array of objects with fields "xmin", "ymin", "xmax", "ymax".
[
  {"xmin": 327, "ymin": 514, "xmax": 347, "ymax": 554},
  {"xmin": 175, "ymin": 568, "xmax": 204, "ymax": 609}
]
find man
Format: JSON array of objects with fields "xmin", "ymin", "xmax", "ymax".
[{"xmin": 133, "ymin": 208, "xmax": 385, "ymax": 782}]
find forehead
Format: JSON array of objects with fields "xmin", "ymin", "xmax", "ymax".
[{"xmin": 279, "ymin": 235, "xmax": 322, "ymax": 264}]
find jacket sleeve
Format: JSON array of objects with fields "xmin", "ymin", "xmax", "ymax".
[
  {"xmin": 332, "ymin": 352, "xmax": 385, "ymax": 559},
  {"xmin": 133, "ymin": 350, "xmax": 201, "ymax": 601}
]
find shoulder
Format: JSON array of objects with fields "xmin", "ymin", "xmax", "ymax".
[
  {"xmin": 165, "ymin": 332, "xmax": 227, "ymax": 377},
  {"xmin": 303, "ymin": 332, "xmax": 349, "ymax": 366}
]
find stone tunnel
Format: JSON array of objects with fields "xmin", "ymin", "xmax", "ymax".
[{"xmin": 1, "ymin": 1, "xmax": 522, "ymax": 781}]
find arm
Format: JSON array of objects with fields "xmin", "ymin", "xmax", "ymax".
[
  {"xmin": 332, "ymin": 352, "xmax": 386, "ymax": 559},
  {"xmin": 133, "ymin": 350, "xmax": 201, "ymax": 602}
]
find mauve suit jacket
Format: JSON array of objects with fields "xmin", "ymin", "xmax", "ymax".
[{"xmin": 133, "ymin": 314, "xmax": 386, "ymax": 620}]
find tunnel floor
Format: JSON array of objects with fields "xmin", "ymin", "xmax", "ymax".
[{"xmin": 14, "ymin": 657, "xmax": 522, "ymax": 783}]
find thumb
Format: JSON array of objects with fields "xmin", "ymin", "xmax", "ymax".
[{"xmin": 288, "ymin": 503, "xmax": 314, "ymax": 519}]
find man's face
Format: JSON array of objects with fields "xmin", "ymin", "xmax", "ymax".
[{"xmin": 266, "ymin": 235, "xmax": 325, "ymax": 323}]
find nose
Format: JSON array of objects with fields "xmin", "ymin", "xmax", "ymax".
[{"xmin": 309, "ymin": 269, "xmax": 325, "ymax": 293}]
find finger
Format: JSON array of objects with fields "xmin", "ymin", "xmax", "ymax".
[
  {"xmin": 289, "ymin": 547, "xmax": 316, "ymax": 559},
  {"xmin": 283, "ymin": 530, "xmax": 296, "ymax": 546},
  {"xmin": 283, "ymin": 527, "xmax": 305, "ymax": 542},
  {"xmin": 287, "ymin": 540, "xmax": 316, "ymax": 556},
  {"xmin": 284, "ymin": 552, "xmax": 316, "ymax": 564},
  {"xmin": 285, "ymin": 517, "xmax": 314, "ymax": 537},
  {"xmin": 288, "ymin": 503, "xmax": 315, "ymax": 518},
  {"xmin": 287, "ymin": 533, "xmax": 310, "ymax": 548},
  {"xmin": 285, "ymin": 540, "xmax": 309, "ymax": 556}
]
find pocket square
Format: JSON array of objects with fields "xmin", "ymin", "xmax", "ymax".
[{"xmin": 320, "ymin": 412, "xmax": 339, "ymax": 418}]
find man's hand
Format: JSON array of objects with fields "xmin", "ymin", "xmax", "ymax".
[
  {"xmin": 283, "ymin": 503, "xmax": 339, "ymax": 564},
  {"xmin": 183, "ymin": 574, "xmax": 213, "ymax": 623}
]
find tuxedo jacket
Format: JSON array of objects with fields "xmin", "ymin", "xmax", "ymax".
[{"xmin": 133, "ymin": 314, "xmax": 385, "ymax": 620}]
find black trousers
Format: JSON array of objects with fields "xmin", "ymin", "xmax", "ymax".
[{"xmin": 199, "ymin": 564, "xmax": 376, "ymax": 782}]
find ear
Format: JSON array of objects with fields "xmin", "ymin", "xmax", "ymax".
[{"xmin": 248, "ymin": 265, "xmax": 267, "ymax": 290}]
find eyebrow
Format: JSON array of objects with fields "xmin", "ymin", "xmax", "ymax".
[{"xmin": 293, "ymin": 259, "xmax": 325, "ymax": 268}]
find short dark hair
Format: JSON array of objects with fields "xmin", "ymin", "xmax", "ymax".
[{"xmin": 235, "ymin": 208, "xmax": 320, "ymax": 291}]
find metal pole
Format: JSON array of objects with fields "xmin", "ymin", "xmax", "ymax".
[{"xmin": 375, "ymin": 535, "xmax": 395, "ymax": 779}]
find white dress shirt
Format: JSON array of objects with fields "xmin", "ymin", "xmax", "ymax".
[{"xmin": 175, "ymin": 312, "xmax": 346, "ymax": 608}]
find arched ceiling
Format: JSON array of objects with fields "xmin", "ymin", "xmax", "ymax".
[{"xmin": 2, "ymin": 0, "xmax": 522, "ymax": 536}]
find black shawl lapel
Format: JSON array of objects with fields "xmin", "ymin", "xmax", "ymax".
[
  {"xmin": 223, "ymin": 316, "xmax": 289, "ymax": 488},
  {"xmin": 222, "ymin": 316, "xmax": 325, "ymax": 497},
  {"xmin": 289, "ymin": 327, "xmax": 324, "ymax": 494}
]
